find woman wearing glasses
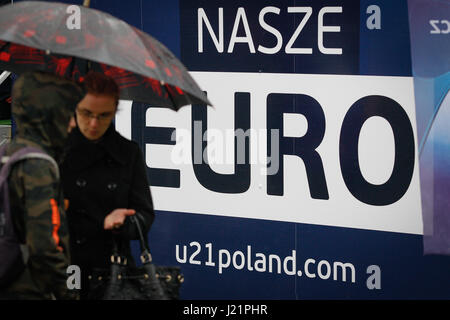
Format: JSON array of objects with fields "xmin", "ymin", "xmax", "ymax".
[{"xmin": 61, "ymin": 72, "xmax": 154, "ymax": 299}]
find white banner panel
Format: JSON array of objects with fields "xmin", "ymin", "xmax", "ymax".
[{"xmin": 116, "ymin": 71, "xmax": 422, "ymax": 235}]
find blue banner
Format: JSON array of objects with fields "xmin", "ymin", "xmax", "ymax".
[
  {"xmin": 33, "ymin": 0, "xmax": 450, "ymax": 299},
  {"xmin": 408, "ymin": 0, "xmax": 450, "ymax": 255}
]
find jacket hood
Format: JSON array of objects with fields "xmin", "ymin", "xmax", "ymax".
[{"xmin": 12, "ymin": 71, "xmax": 85, "ymax": 158}]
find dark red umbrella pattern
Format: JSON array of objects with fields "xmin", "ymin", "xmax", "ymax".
[{"xmin": 0, "ymin": 1, "xmax": 211, "ymax": 110}]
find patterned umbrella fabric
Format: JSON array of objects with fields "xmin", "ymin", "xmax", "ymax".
[{"xmin": 0, "ymin": 1, "xmax": 211, "ymax": 110}]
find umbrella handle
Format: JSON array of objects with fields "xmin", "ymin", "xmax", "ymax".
[{"xmin": 83, "ymin": 0, "xmax": 90, "ymax": 7}]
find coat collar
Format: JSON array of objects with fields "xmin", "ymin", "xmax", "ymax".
[{"xmin": 69, "ymin": 125, "xmax": 127, "ymax": 167}]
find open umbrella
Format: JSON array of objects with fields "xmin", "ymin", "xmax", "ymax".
[{"xmin": 0, "ymin": 1, "xmax": 211, "ymax": 110}]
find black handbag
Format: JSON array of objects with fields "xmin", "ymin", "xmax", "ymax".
[{"xmin": 87, "ymin": 216, "xmax": 184, "ymax": 300}]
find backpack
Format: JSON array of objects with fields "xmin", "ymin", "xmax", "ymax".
[{"xmin": 0, "ymin": 143, "xmax": 59, "ymax": 288}]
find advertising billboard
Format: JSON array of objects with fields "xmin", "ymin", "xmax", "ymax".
[
  {"xmin": 112, "ymin": 0, "xmax": 450, "ymax": 299},
  {"xmin": 13, "ymin": 0, "xmax": 447, "ymax": 300}
]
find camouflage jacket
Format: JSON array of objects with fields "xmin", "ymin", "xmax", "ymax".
[{"xmin": 1, "ymin": 72, "xmax": 84, "ymax": 300}]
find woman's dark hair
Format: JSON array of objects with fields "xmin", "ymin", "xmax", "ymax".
[{"xmin": 82, "ymin": 72, "xmax": 119, "ymax": 106}]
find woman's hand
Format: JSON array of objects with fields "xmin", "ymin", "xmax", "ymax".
[{"xmin": 104, "ymin": 208, "xmax": 136, "ymax": 230}]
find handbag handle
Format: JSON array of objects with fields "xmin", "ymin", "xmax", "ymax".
[
  {"xmin": 129, "ymin": 215, "xmax": 153, "ymax": 265},
  {"xmin": 110, "ymin": 215, "xmax": 152, "ymax": 265}
]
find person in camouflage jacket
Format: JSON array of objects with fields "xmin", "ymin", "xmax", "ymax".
[{"xmin": 0, "ymin": 71, "xmax": 84, "ymax": 299}]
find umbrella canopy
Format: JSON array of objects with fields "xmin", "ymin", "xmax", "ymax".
[{"xmin": 0, "ymin": 1, "xmax": 211, "ymax": 110}]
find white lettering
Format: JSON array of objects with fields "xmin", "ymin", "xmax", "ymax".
[
  {"xmin": 196, "ymin": 6, "xmax": 345, "ymax": 55},
  {"xmin": 285, "ymin": 7, "xmax": 313, "ymax": 54},
  {"xmin": 333, "ymin": 262, "xmax": 356, "ymax": 283},
  {"xmin": 184, "ymin": 304, "xmax": 218, "ymax": 317},
  {"xmin": 232, "ymin": 251, "xmax": 246, "ymax": 269},
  {"xmin": 318, "ymin": 6, "xmax": 343, "ymax": 54},
  {"xmin": 189, "ymin": 241, "xmax": 202, "ymax": 265},
  {"xmin": 228, "ymin": 8, "xmax": 255, "ymax": 53},
  {"xmin": 254, "ymin": 253, "xmax": 266, "ymax": 272},
  {"xmin": 366, "ymin": 5, "xmax": 381, "ymax": 30},
  {"xmin": 257, "ymin": 7, "xmax": 283, "ymax": 54},
  {"xmin": 66, "ymin": 5, "xmax": 81, "ymax": 30},
  {"xmin": 317, "ymin": 260, "xmax": 332, "ymax": 280},
  {"xmin": 429, "ymin": 20, "xmax": 450, "ymax": 34},
  {"xmin": 440, "ymin": 20, "xmax": 450, "ymax": 34},
  {"xmin": 283, "ymin": 250, "xmax": 297, "ymax": 276},
  {"xmin": 304, "ymin": 258, "xmax": 316, "ymax": 278},
  {"xmin": 175, "ymin": 244, "xmax": 187, "ymax": 263},
  {"xmin": 268, "ymin": 254, "xmax": 282, "ymax": 273},
  {"xmin": 429, "ymin": 19, "xmax": 441, "ymax": 34},
  {"xmin": 366, "ymin": 265, "xmax": 382, "ymax": 289},
  {"xmin": 198, "ymin": 8, "xmax": 224, "ymax": 53},
  {"xmin": 218, "ymin": 249, "xmax": 231, "ymax": 274},
  {"xmin": 66, "ymin": 265, "xmax": 81, "ymax": 289}
]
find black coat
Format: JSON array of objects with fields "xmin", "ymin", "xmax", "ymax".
[{"xmin": 61, "ymin": 125, "xmax": 154, "ymax": 296}]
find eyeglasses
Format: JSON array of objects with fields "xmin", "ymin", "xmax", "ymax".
[{"xmin": 76, "ymin": 108, "xmax": 114, "ymax": 122}]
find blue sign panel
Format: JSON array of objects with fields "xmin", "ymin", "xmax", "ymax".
[
  {"xmin": 42, "ymin": 0, "xmax": 450, "ymax": 299},
  {"xmin": 126, "ymin": 0, "xmax": 450, "ymax": 300}
]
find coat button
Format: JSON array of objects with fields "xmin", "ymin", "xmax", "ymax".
[
  {"xmin": 107, "ymin": 182, "xmax": 117, "ymax": 191},
  {"xmin": 76, "ymin": 209, "xmax": 87, "ymax": 215},
  {"xmin": 75, "ymin": 237, "xmax": 86, "ymax": 245},
  {"xmin": 106, "ymin": 158, "xmax": 114, "ymax": 166},
  {"xmin": 76, "ymin": 178, "xmax": 87, "ymax": 188}
]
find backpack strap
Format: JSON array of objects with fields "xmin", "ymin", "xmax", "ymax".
[{"xmin": 0, "ymin": 146, "xmax": 59, "ymax": 182}]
